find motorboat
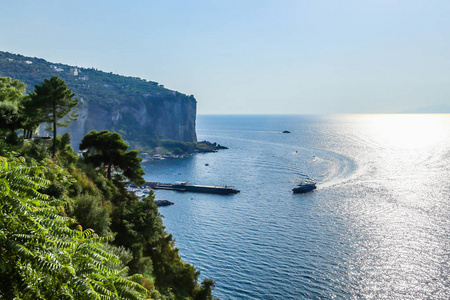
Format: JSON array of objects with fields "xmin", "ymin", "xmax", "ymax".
[{"xmin": 292, "ymin": 182, "xmax": 316, "ymax": 194}]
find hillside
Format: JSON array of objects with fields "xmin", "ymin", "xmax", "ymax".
[{"xmin": 0, "ymin": 51, "xmax": 197, "ymax": 147}]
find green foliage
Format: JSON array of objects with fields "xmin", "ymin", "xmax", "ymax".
[
  {"xmin": 19, "ymin": 94, "xmax": 43, "ymax": 139},
  {"xmin": 0, "ymin": 140, "xmax": 216, "ymax": 299},
  {"xmin": 149, "ymin": 232, "xmax": 200, "ymax": 298},
  {"xmin": 31, "ymin": 76, "xmax": 78, "ymax": 157},
  {"xmin": 27, "ymin": 138, "xmax": 52, "ymax": 161},
  {"xmin": 0, "ymin": 101, "xmax": 20, "ymax": 132},
  {"xmin": 0, "ymin": 157, "xmax": 148, "ymax": 299},
  {"xmin": 194, "ymin": 279, "xmax": 217, "ymax": 300},
  {"xmin": 110, "ymin": 193, "xmax": 162, "ymax": 275},
  {"xmin": 5, "ymin": 130, "xmax": 22, "ymax": 146},
  {"xmin": 56, "ymin": 132, "xmax": 78, "ymax": 166},
  {"xmin": 0, "ymin": 76, "xmax": 25, "ymax": 103},
  {"xmin": 0, "ymin": 71, "xmax": 215, "ymax": 298},
  {"xmin": 161, "ymin": 139, "xmax": 196, "ymax": 154},
  {"xmin": 102, "ymin": 244, "xmax": 134, "ymax": 270},
  {"xmin": 108, "ymin": 188, "xmax": 205, "ymax": 299},
  {"xmin": 40, "ymin": 158, "xmax": 76, "ymax": 200},
  {"xmin": 31, "ymin": 76, "xmax": 79, "ymax": 127},
  {"xmin": 0, "ymin": 77, "xmax": 26, "ymax": 136},
  {"xmin": 72, "ymin": 194, "xmax": 111, "ymax": 237},
  {"xmin": 0, "ymin": 51, "xmax": 194, "ymax": 109},
  {"xmin": 133, "ymin": 139, "xmax": 199, "ymax": 157},
  {"xmin": 80, "ymin": 130, "xmax": 145, "ymax": 185}
]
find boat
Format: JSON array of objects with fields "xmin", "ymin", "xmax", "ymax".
[
  {"xmin": 292, "ymin": 182, "xmax": 317, "ymax": 194},
  {"xmin": 144, "ymin": 181, "xmax": 240, "ymax": 195},
  {"xmin": 282, "ymin": 130, "xmax": 291, "ymax": 133}
]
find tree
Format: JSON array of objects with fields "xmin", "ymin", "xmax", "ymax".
[
  {"xmin": 194, "ymin": 279, "xmax": 216, "ymax": 300},
  {"xmin": 31, "ymin": 76, "xmax": 78, "ymax": 158},
  {"xmin": 0, "ymin": 101, "xmax": 21, "ymax": 133},
  {"xmin": 0, "ymin": 77, "xmax": 26, "ymax": 138},
  {"xmin": 79, "ymin": 130, "xmax": 145, "ymax": 185},
  {"xmin": 0, "ymin": 76, "xmax": 25, "ymax": 103},
  {"xmin": 19, "ymin": 95, "xmax": 44, "ymax": 139},
  {"xmin": 0, "ymin": 77, "xmax": 42, "ymax": 140},
  {"xmin": 111, "ymin": 193, "xmax": 163, "ymax": 274}
]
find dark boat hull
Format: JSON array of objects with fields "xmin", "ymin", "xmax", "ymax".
[{"xmin": 292, "ymin": 185, "xmax": 316, "ymax": 194}]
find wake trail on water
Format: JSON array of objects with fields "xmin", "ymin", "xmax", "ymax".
[
  {"xmin": 315, "ymin": 150, "xmax": 359, "ymax": 189},
  {"xmin": 199, "ymin": 133, "xmax": 359, "ymax": 189}
]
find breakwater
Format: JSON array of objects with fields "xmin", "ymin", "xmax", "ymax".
[{"xmin": 143, "ymin": 181, "xmax": 240, "ymax": 195}]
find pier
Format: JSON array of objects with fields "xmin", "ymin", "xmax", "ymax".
[{"xmin": 142, "ymin": 181, "xmax": 240, "ymax": 195}]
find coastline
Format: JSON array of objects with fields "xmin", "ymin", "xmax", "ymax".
[{"xmin": 139, "ymin": 140, "xmax": 228, "ymax": 162}]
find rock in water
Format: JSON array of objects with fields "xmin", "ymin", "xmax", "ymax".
[{"xmin": 154, "ymin": 200, "xmax": 174, "ymax": 207}]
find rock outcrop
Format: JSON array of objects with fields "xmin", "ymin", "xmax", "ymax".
[
  {"xmin": 60, "ymin": 94, "xmax": 197, "ymax": 148},
  {"xmin": 154, "ymin": 200, "xmax": 174, "ymax": 207}
]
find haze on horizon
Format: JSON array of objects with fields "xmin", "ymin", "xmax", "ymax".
[{"xmin": 1, "ymin": 0, "xmax": 449, "ymax": 115}]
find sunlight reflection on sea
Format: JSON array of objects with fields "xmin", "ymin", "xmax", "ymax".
[{"xmin": 144, "ymin": 114, "xmax": 449, "ymax": 299}]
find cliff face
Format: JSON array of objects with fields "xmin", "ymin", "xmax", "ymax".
[
  {"xmin": 61, "ymin": 94, "xmax": 197, "ymax": 148},
  {"xmin": 0, "ymin": 51, "xmax": 198, "ymax": 147}
]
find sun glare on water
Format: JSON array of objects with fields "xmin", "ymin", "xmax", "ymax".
[
  {"xmin": 365, "ymin": 114, "xmax": 448, "ymax": 150},
  {"xmin": 340, "ymin": 114, "xmax": 450, "ymax": 298}
]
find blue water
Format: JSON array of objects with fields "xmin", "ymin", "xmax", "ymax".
[{"xmin": 143, "ymin": 114, "xmax": 450, "ymax": 299}]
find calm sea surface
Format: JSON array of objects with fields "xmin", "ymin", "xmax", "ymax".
[{"xmin": 143, "ymin": 114, "xmax": 449, "ymax": 299}]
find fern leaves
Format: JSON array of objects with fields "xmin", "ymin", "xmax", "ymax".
[{"xmin": 0, "ymin": 157, "xmax": 148, "ymax": 299}]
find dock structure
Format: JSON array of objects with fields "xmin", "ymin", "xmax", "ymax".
[{"xmin": 143, "ymin": 181, "xmax": 240, "ymax": 195}]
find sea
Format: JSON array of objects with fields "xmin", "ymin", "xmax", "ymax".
[{"xmin": 142, "ymin": 114, "xmax": 449, "ymax": 299}]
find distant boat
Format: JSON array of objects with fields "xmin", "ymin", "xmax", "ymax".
[
  {"xmin": 135, "ymin": 192, "xmax": 145, "ymax": 198},
  {"xmin": 205, "ymin": 163, "xmax": 209, "ymax": 166},
  {"xmin": 292, "ymin": 182, "xmax": 316, "ymax": 194},
  {"xmin": 282, "ymin": 130, "xmax": 291, "ymax": 133}
]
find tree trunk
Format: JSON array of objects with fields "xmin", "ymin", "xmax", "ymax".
[{"xmin": 53, "ymin": 104, "xmax": 57, "ymax": 158}]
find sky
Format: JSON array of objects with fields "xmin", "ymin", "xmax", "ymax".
[{"xmin": 1, "ymin": 0, "xmax": 449, "ymax": 114}]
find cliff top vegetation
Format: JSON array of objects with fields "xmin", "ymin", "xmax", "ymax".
[{"xmin": 0, "ymin": 51, "xmax": 196, "ymax": 108}]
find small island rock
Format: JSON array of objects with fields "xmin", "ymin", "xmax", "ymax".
[{"xmin": 154, "ymin": 200, "xmax": 174, "ymax": 207}]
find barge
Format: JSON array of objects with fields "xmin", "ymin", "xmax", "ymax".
[{"xmin": 143, "ymin": 181, "xmax": 240, "ymax": 195}]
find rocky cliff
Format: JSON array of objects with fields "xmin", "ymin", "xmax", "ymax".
[
  {"xmin": 61, "ymin": 94, "xmax": 197, "ymax": 148},
  {"xmin": 0, "ymin": 51, "xmax": 198, "ymax": 147}
]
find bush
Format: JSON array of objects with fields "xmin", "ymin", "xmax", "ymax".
[
  {"xmin": 28, "ymin": 138, "xmax": 51, "ymax": 160},
  {"xmin": 72, "ymin": 194, "xmax": 111, "ymax": 236}
]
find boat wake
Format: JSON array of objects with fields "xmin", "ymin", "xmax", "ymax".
[{"xmin": 199, "ymin": 132, "xmax": 358, "ymax": 190}]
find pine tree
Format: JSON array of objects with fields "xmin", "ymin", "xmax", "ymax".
[
  {"xmin": 19, "ymin": 95, "xmax": 43, "ymax": 139},
  {"xmin": 80, "ymin": 130, "xmax": 145, "ymax": 185},
  {"xmin": 31, "ymin": 76, "xmax": 78, "ymax": 158}
]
